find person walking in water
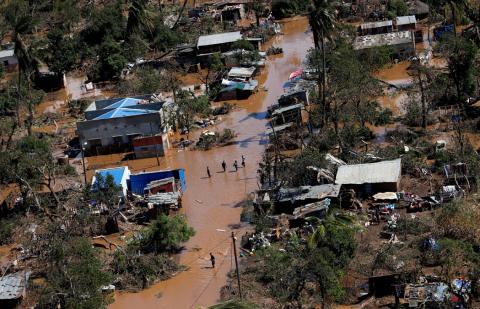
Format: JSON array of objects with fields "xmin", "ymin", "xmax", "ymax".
[
  {"xmin": 210, "ymin": 252, "xmax": 216, "ymax": 268},
  {"xmin": 222, "ymin": 160, "xmax": 226, "ymax": 172},
  {"xmin": 233, "ymin": 160, "xmax": 238, "ymax": 171},
  {"xmin": 207, "ymin": 166, "xmax": 211, "ymax": 178},
  {"xmin": 241, "ymin": 155, "xmax": 246, "ymax": 168}
]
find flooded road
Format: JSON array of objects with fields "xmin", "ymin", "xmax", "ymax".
[{"xmin": 108, "ymin": 17, "xmax": 313, "ymax": 309}]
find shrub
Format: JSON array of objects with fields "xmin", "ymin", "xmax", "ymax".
[
  {"xmin": 0, "ymin": 217, "xmax": 17, "ymax": 245},
  {"xmin": 141, "ymin": 214, "xmax": 195, "ymax": 253}
]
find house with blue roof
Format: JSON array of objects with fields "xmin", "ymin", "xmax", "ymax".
[
  {"xmin": 91, "ymin": 166, "xmax": 131, "ymax": 197},
  {"xmin": 77, "ymin": 94, "xmax": 173, "ymax": 155}
]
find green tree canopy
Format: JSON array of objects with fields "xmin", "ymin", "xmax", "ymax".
[
  {"xmin": 37, "ymin": 237, "xmax": 113, "ymax": 309},
  {"xmin": 141, "ymin": 214, "xmax": 195, "ymax": 253}
]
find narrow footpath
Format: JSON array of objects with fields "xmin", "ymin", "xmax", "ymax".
[{"xmin": 109, "ymin": 17, "xmax": 313, "ymax": 309}]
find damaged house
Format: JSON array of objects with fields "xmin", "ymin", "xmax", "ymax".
[
  {"xmin": 274, "ymin": 184, "xmax": 341, "ymax": 214},
  {"xmin": 197, "ymin": 31, "xmax": 243, "ymax": 56},
  {"xmin": 271, "ymin": 103, "xmax": 305, "ymax": 126},
  {"xmin": 76, "ymin": 95, "xmax": 172, "ymax": 155},
  {"xmin": 335, "ymin": 159, "xmax": 402, "ymax": 197},
  {"xmin": 353, "ymin": 31, "xmax": 416, "ymax": 59},
  {"xmin": 218, "ymin": 66, "xmax": 259, "ymax": 100}
]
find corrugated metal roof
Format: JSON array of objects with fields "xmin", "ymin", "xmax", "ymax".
[
  {"xmin": 220, "ymin": 80, "xmax": 258, "ymax": 92},
  {"xmin": 228, "ymin": 66, "xmax": 256, "ymax": 78},
  {"xmin": 0, "ymin": 49, "xmax": 15, "ymax": 59},
  {"xmin": 278, "ymin": 184, "xmax": 341, "ymax": 202},
  {"xmin": 265, "ymin": 122, "xmax": 294, "ymax": 135},
  {"xmin": 197, "ymin": 31, "xmax": 242, "ymax": 47},
  {"xmin": 396, "ymin": 15, "xmax": 416, "ymax": 26},
  {"xmin": 335, "ymin": 159, "xmax": 401, "ymax": 185},
  {"xmin": 92, "ymin": 166, "xmax": 128, "ymax": 186},
  {"xmin": 360, "ymin": 20, "xmax": 393, "ymax": 30},
  {"xmin": 104, "ymin": 98, "xmax": 142, "ymax": 109},
  {"xmin": 271, "ymin": 103, "xmax": 303, "ymax": 116},
  {"xmin": 0, "ymin": 272, "xmax": 28, "ymax": 300},
  {"xmin": 93, "ymin": 108, "xmax": 158, "ymax": 120}
]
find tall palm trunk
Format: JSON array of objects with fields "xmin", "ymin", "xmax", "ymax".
[
  {"xmin": 321, "ymin": 30, "xmax": 327, "ymax": 125},
  {"xmin": 449, "ymin": 2, "xmax": 457, "ymax": 37},
  {"xmin": 172, "ymin": 0, "xmax": 188, "ymax": 29}
]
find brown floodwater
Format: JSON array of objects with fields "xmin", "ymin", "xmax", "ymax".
[
  {"xmin": 107, "ymin": 17, "xmax": 313, "ymax": 309},
  {"xmin": 375, "ymin": 61, "xmax": 412, "ymax": 84}
]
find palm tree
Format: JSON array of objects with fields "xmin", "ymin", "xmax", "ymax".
[
  {"xmin": 308, "ymin": 0, "xmax": 335, "ymax": 125},
  {"xmin": 252, "ymin": 1, "xmax": 266, "ymax": 27},
  {"xmin": 172, "ymin": 0, "xmax": 188, "ymax": 30},
  {"xmin": 305, "ymin": 211, "xmax": 353, "ymax": 250},
  {"xmin": 3, "ymin": 0, "xmax": 38, "ymax": 130},
  {"xmin": 126, "ymin": 0, "xmax": 152, "ymax": 39}
]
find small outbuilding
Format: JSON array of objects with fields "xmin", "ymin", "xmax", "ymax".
[
  {"xmin": 274, "ymin": 184, "xmax": 341, "ymax": 214},
  {"xmin": 396, "ymin": 15, "xmax": 417, "ymax": 31},
  {"xmin": 197, "ymin": 31, "xmax": 243, "ymax": 56},
  {"xmin": 271, "ymin": 103, "xmax": 304, "ymax": 125},
  {"xmin": 227, "ymin": 66, "xmax": 256, "ymax": 81},
  {"xmin": 133, "ymin": 134, "xmax": 169, "ymax": 159},
  {"xmin": 335, "ymin": 159, "xmax": 402, "ymax": 197}
]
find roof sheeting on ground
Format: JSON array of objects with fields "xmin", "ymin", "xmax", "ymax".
[
  {"xmin": 147, "ymin": 192, "xmax": 181, "ymax": 206},
  {"xmin": 197, "ymin": 31, "xmax": 242, "ymax": 48},
  {"xmin": 293, "ymin": 199, "xmax": 331, "ymax": 219},
  {"xmin": 396, "ymin": 15, "xmax": 416, "ymax": 26},
  {"xmin": 335, "ymin": 159, "xmax": 402, "ymax": 185},
  {"xmin": 278, "ymin": 184, "xmax": 341, "ymax": 202},
  {"xmin": 92, "ymin": 166, "xmax": 128, "ymax": 186},
  {"xmin": 373, "ymin": 192, "xmax": 399, "ymax": 201},
  {"xmin": 0, "ymin": 271, "xmax": 29, "ymax": 300}
]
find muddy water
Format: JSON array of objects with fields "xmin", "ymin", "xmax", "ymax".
[
  {"xmin": 375, "ymin": 61, "xmax": 412, "ymax": 85},
  {"xmin": 108, "ymin": 17, "xmax": 312, "ymax": 309}
]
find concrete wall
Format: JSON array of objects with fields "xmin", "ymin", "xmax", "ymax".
[
  {"xmin": 356, "ymin": 40, "xmax": 415, "ymax": 60},
  {"xmin": 390, "ymin": 40, "xmax": 415, "ymax": 59},
  {"xmin": 77, "ymin": 113, "xmax": 162, "ymax": 152}
]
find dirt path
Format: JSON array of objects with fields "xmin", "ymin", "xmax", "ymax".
[{"xmin": 108, "ymin": 17, "xmax": 313, "ymax": 309}]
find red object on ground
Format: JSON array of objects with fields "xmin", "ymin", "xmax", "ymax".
[{"xmin": 289, "ymin": 68, "xmax": 303, "ymax": 80}]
